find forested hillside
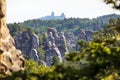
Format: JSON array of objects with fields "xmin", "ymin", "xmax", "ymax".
[{"xmin": 15, "ymin": 14, "xmax": 119, "ymax": 35}]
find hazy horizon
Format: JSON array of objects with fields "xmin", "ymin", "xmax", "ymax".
[{"xmin": 6, "ymin": 0, "xmax": 120, "ymax": 23}]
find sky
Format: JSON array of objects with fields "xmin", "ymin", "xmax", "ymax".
[{"xmin": 6, "ymin": 0, "xmax": 120, "ymax": 23}]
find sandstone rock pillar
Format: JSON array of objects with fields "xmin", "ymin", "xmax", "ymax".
[{"xmin": 0, "ymin": 0, "xmax": 25, "ymax": 74}]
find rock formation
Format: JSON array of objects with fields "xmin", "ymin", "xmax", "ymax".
[
  {"xmin": 44, "ymin": 28, "xmax": 68, "ymax": 66},
  {"xmin": 65, "ymin": 32, "xmax": 76, "ymax": 51},
  {"xmin": 40, "ymin": 12, "xmax": 65, "ymax": 20},
  {"xmin": 76, "ymin": 29, "xmax": 93, "ymax": 51},
  {"xmin": 56, "ymin": 32, "xmax": 68, "ymax": 58},
  {"xmin": 0, "ymin": 0, "xmax": 25, "ymax": 74},
  {"xmin": 15, "ymin": 30, "xmax": 39, "ymax": 61},
  {"xmin": 77, "ymin": 29, "xmax": 93, "ymax": 41}
]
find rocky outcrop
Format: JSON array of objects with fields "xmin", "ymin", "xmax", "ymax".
[
  {"xmin": 65, "ymin": 32, "xmax": 76, "ymax": 51},
  {"xmin": 45, "ymin": 41, "xmax": 62, "ymax": 66},
  {"xmin": 56, "ymin": 32, "xmax": 68, "ymax": 58},
  {"xmin": 15, "ymin": 31, "xmax": 40, "ymax": 61},
  {"xmin": 0, "ymin": 0, "xmax": 25, "ymax": 74},
  {"xmin": 44, "ymin": 28, "xmax": 68, "ymax": 66},
  {"xmin": 77, "ymin": 29, "xmax": 93, "ymax": 41},
  {"xmin": 76, "ymin": 29, "xmax": 93, "ymax": 51}
]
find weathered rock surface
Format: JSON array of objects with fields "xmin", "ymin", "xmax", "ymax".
[
  {"xmin": 56, "ymin": 32, "xmax": 68, "ymax": 58},
  {"xmin": 65, "ymin": 32, "xmax": 76, "ymax": 51},
  {"xmin": 77, "ymin": 29, "xmax": 93, "ymax": 41},
  {"xmin": 76, "ymin": 29, "xmax": 93, "ymax": 50},
  {"xmin": 15, "ymin": 31, "xmax": 40, "ymax": 61},
  {"xmin": 0, "ymin": 0, "xmax": 25, "ymax": 74},
  {"xmin": 44, "ymin": 28, "xmax": 68, "ymax": 66}
]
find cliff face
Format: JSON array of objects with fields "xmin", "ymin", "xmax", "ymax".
[
  {"xmin": 15, "ymin": 30, "xmax": 39, "ymax": 61},
  {"xmin": 44, "ymin": 28, "xmax": 68, "ymax": 66},
  {"xmin": 0, "ymin": 0, "xmax": 25, "ymax": 74},
  {"xmin": 76, "ymin": 30, "xmax": 93, "ymax": 51},
  {"xmin": 77, "ymin": 30, "xmax": 93, "ymax": 41},
  {"xmin": 65, "ymin": 33, "xmax": 75, "ymax": 51}
]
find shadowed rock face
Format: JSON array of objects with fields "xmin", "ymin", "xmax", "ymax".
[
  {"xmin": 76, "ymin": 30, "xmax": 93, "ymax": 51},
  {"xmin": 0, "ymin": 0, "xmax": 25, "ymax": 74},
  {"xmin": 77, "ymin": 30, "xmax": 93, "ymax": 41},
  {"xmin": 65, "ymin": 33, "xmax": 75, "ymax": 51},
  {"xmin": 15, "ymin": 30, "xmax": 39, "ymax": 61}
]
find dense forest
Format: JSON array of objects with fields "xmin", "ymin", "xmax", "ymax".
[{"xmin": 8, "ymin": 14, "xmax": 120, "ymax": 36}]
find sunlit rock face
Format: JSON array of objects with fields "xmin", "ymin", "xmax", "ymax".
[
  {"xmin": 0, "ymin": 0, "xmax": 25, "ymax": 74},
  {"xmin": 44, "ymin": 28, "xmax": 68, "ymax": 66}
]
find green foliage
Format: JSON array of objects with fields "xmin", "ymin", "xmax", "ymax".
[
  {"xmin": 9, "ymin": 14, "xmax": 120, "ymax": 36},
  {"xmin": 7, "ymin": 23, "xmax": 35, "ymax": 38},
  {"xmin": 104, "ymin": 0, "xmax": 120, "ymax": 10},
  {"xmin": 25, "ymin": 60, "xmax": 54, "ymax": 78},
  {"xmin": 37, "ymin": 46, "xmax": 45, "ymax": 60},
  {"xmin": 65, "ymin": 52, "xmax": 80, "ymax": 62},
  {"xmin": 66, "ymin": 18, "xmax": 120, "ymax": 79},
  {"xmin": 51, "ymin": 56, "xmax": 61, "ymax": 66},
  {"xmin": 0, "ymin": 60, "xmax": 55, "ymax": 80}
]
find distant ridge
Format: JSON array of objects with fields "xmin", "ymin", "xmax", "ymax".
[
  {"xmin": 40, "ymin": 12, "xmax": 65, "ymax": 20},
  {"xmin": 8, "ymin": 13, "xmax": 120, "ymax": 36}
]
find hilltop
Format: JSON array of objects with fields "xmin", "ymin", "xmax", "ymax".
[
  {"xmin": 10, "ymin": 13, "xmax": 120, "ymax": 36},
  {"xmin": 40, "ymin": 12, "xmax": 65, "ymax": 20}
]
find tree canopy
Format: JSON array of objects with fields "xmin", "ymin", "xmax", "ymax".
[{"xmin": 104, "ymin": 0, "xmax": 120, "ymax": 10}]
